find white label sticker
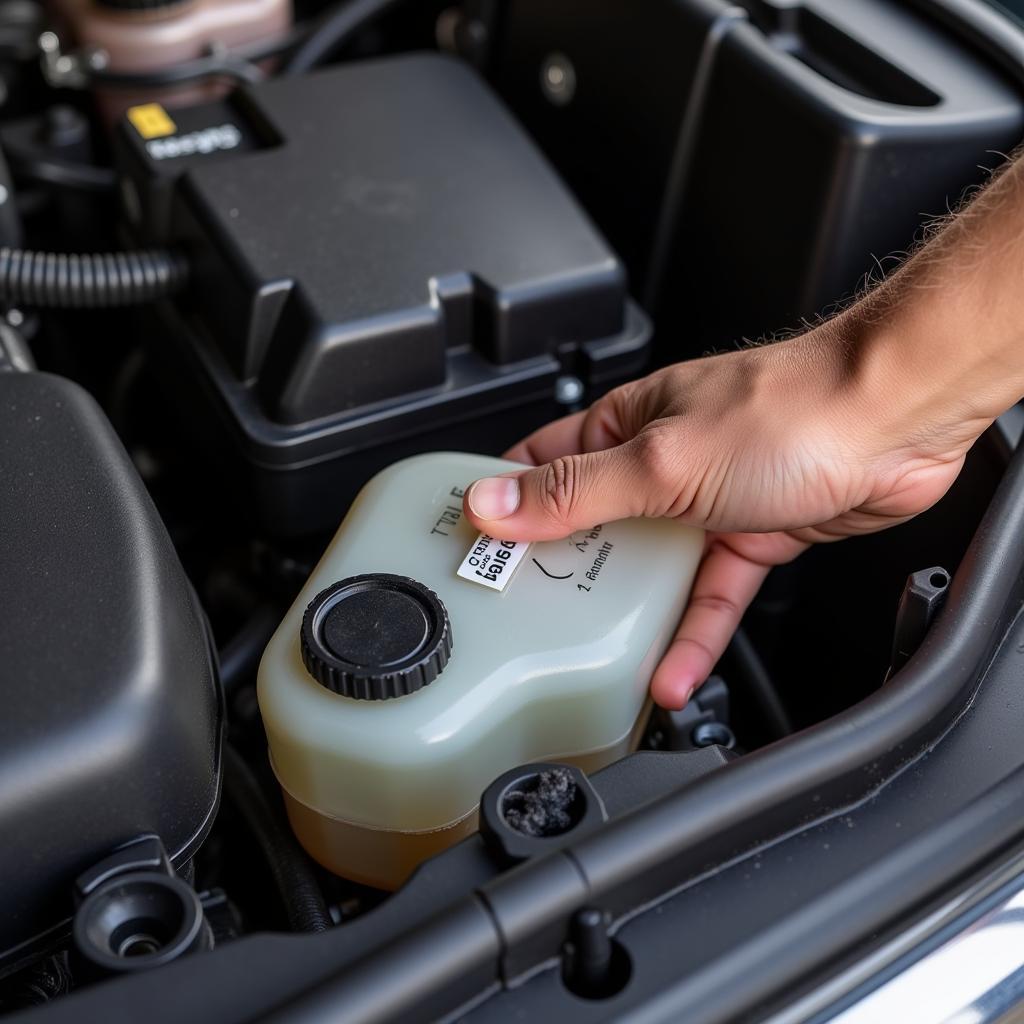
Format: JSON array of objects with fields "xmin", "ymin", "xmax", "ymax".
[
  {"xmin": 145, "ymin": 123, "xmax": 242, "ymax": 162},
  {"xmin": 456, "ymin": 533, "xmax": 530, "ymax": 592}
]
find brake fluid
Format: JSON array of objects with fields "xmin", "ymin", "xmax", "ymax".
[{"xmin": 257, "ymin": 452, "xmax": 704, "ymax": 889}]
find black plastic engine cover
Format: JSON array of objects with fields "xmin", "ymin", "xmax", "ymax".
[
  {"xmin": 116, "ymin": 53, "xmax": 650, "ymax": 535},
  {"xmin": 0, "ymin": 371, "xmax": 221, "ymax": 967}
]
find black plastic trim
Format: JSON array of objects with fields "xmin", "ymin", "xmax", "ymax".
[
  {"xmin": 617, "ymin": 763, "xmax": 1024, "ymax": 1024},
  {"xmin": 908, "ymin": 0, "xmax": 1024, "ymax": 90},
  {"xmin": 259, "ymin": 900, "xmax": 503, "ymax": 1024}
]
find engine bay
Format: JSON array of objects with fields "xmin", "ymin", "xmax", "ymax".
[{"xmin": 1, "ymin": 0, "xmax": 1023, "ymax": 1019}]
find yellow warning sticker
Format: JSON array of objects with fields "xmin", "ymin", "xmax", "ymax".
[{"xmin": 127, "ymin": 103, "xmax": 176, "ymax": 140}]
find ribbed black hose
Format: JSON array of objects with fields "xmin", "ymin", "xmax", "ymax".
[
  {"xmin": 222, "ymin": 745, "xmax": 332, "ymax": 933},
  {"xmin": 0, "ymin": 248, "xmax": 188, "ymax": 308}
]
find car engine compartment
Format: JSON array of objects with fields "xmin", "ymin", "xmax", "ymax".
[{"xmin": 2, "ymin": 0, "xmax": 1024, "ymax": 1020}]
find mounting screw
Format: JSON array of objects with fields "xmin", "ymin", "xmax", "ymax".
[
  {"xmin": 38, "ymin": 31, "xmax": 105, "ymax": 89},
  {"xmin": 691, "ymin": 721, "xmax": 736, "ymax": 749},
  {"xmin": 540, "ymin": 52, "xmax": 576, "ymax": 106},
  {"xmin": 555, "ymin": 374, "xmax": 584, "ymax": 406}
]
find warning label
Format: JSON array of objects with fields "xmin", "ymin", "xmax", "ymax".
[{"xmin": 456, "ymin": 532, "xmax": 529, "ymax": 592}]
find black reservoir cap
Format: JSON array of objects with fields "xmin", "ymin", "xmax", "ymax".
[{"xmin": 300, "ymin": 574, "xmax": 452, "ymax": 700}]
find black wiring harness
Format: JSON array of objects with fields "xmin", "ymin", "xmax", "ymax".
[
  {"xmin": 0, "ymin": 248, "xmax": 187, "ymax": 307},
  {"xmin": 1, "ymin": 0, "xmax": 415, "ymax": 304}
]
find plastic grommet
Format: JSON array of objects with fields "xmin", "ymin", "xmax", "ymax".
[
  {"xmin": 690, "ymin": 721, "xmax": 736, "ymax": 750},
  {"xmin": 479, "ymin": 762, "xmax": 607, "ymax": 865},
  {"xmin": 72, "ymin": 871, "xmax": 211, "ymax": 976}
]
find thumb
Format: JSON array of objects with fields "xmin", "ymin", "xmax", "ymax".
[{"xmin": 463, "ymin": 442, "xmax": 654, "ymax": 542}]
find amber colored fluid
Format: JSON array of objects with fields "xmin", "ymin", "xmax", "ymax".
[{"xmin": 277, "ymin": 719, "xmax": 645, "ymax": 891}]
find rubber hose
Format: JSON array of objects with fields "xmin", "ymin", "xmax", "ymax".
[
  {"xmin": 729, "ymin": 627, "xmax": 794, "ymax": 740},
  {"xmin": 284, "ymin": 0, "xmax": 404, "ymax": 76},
  {"xmin": 219, "ymin": 605, "xmax": 282, "ymax": 696},
  {"xmin": 222, "ymin": 745, "xmax": 332, "ymax": 933},
  {"xmin": 11, "ymin": 157, "xmax": 117, "ymax": 193},
  {"xmin": 0, "ymin": 248, "xmax": 187, "ymax": 308}
]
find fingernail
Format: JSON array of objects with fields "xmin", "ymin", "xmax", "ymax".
[
  {"xmin": 672, "ymin": 678, "xmax": 697, "ymax": 710},
  {"xmin": 468, "ymin": 477, "xmax": 520, "ymax": 521}
]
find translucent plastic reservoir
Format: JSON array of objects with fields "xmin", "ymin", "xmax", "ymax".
[{"xmin": 257, "ymin": 452, "xmax": 704, "ymax": 888}]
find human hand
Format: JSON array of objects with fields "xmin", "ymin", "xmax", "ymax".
[{"xmin": 462, "ymin": 321, "xmax": 991, "ymax": 709}]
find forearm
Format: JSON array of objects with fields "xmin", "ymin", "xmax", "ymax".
[{"xmin": 835, "ymin": 149, "xmax": 1024, "ymax": 441}]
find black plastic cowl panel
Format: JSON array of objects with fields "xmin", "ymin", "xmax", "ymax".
[{"xmin": 0, "ymin": 371, "xmax": 221, "ymax": 965}]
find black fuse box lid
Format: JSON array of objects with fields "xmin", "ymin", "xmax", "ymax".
[
  {"xmin": 120, "ymin": 54, "xmax": 642, "ymax": 424},
  {"xmin": 116, "ymin": 54, "xmax": 651, "ymax": 535}
]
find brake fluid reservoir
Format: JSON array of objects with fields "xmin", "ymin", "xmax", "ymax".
[{"xmin": 258, "ymin": 452, "xmax": 704, "ymax": 889}]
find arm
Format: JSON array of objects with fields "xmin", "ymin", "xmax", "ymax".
[{"xmin": 462, "ymin": 150, "xmax": 1024, "ymax": 709}]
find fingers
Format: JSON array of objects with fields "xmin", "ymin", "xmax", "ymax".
[
  {"xmin": 503, "ymin": 403, "xmax": 623, "ymax": 466},
  {"xmin": 464, "ymin": 439, "xmax": 653, "ymax": 541},
  {"xmin": 504, "ymin": 411, "xmax": 587, "ymax": 466},
  {"xmin": 649, "ymin": 538, "xmax": 774, "ymax": 710},
  {"xmin": 466, "ymin": 397, "xmax": 636, "ymax": 540}
]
